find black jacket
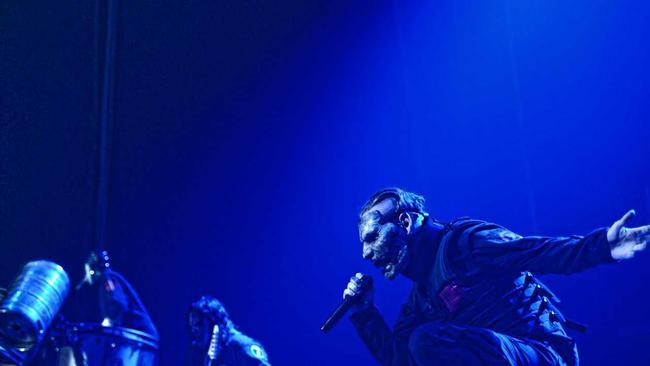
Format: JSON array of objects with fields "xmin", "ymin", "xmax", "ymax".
[
  {"xmin": 186, "ymin": 330, "xmax": 271, "ymax": 366},
  {"xmin": 351, "ymin": 217, "xmax": 615, "ymax": 366}
]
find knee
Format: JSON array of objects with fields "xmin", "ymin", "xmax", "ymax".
[
  {"xmin": 408, "ymin": 325, "xmax": 429, "ymax": 355},
  {"xmin": 408, "ymin": 324, "xmax": 518, "ymax": 366}
]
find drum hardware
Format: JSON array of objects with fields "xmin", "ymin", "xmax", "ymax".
[
  {"xmin": 35, "ymin": 321, "xmax": 159, "ymax": 366},
  {"xmin": 0, "ymin": 261, "xmax": 70, "ymax": 366}
]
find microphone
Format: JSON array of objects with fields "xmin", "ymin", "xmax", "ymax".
[{"xmin": 321, "ymin": 274, "xmax": 373, "ymax": 333}]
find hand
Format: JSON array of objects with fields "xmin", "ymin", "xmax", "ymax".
[
  {"xmin": 342, "ymin": 273, "xmax": 374, "ymax": 314},
  {"xmin": 608, "ymin": 210, "xmax": 650, "ymax": 260}
]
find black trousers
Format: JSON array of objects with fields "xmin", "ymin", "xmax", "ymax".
[{"xmin": 407, "ymin": 323, "xmax": 567, "ymax": 366}]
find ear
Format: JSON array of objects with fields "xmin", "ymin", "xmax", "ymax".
[{"xmin": 398, "ymin": 212, "xmax": 412, "ymax": 233}]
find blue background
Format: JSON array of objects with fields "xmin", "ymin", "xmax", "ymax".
[{"xmin": 1, "ymin": 0, "xmax": 649, "ymax": 364}]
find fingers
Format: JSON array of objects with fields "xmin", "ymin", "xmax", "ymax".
[
  {"xmin": 629, "ymin": 224, "xmax": 650, "ymax": 238},
  {"xmin": 347, "ymin": 280, "xmax": 360, "ymax": 292},
  {"xmin": 634, "ymin": 242, "xmax": 647, "ymax": 252},
  {"xmin": 351, "ymin": 273, "xmax": 368, "ymax": 288},
  {"xmin": 343, "ymin": 282, "xmax": 361, "ymax": 299},
  {"xmin": 620, "ymin": 209, "xmax": 637, "ymax": 226},
  {"xmin": 629, "ymin": 232, "xmax": 650, "ymax": 257},
  {"xmin": 636, "ymin": 230, "xmax": 650, "ymax": 247},
  {"xmin": 609, "ymin": 210, "xmax": 638, "ymax": 242},
  {"xmin": 343, "ymin": 273, "xmax": 364, "ymax": 299}
]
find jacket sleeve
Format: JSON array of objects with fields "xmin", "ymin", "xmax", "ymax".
[
  {"xmin": 349, "ymin": 305, "xmax": 394, "ymax": 365},
  {"xmin": 457, "ymin": 222, "xmax": 616, "ymax": 275},
  {"xmin": 350, "ymin": 295, "xmax": 423, "ymax": 366}
]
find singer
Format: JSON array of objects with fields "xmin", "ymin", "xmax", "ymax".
[
  {"xmin": 185, "ymin": 296, "xmax": 271, "ymax": 366},
  {"xmin": 343, "ymin": 188, "xmax": 650, "ymax": 366}
]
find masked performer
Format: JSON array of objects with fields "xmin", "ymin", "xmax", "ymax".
[
  {"xmin": 343, "ymin": 188, "xmax": 650, "ymax": 366},
  {"xmin": 186, "ymin": 296, "xmax": 270, "ymax": 366}
]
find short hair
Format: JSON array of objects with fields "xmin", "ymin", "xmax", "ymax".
[{"xmin": 359, "ymin": 187, "xmax": 426, "ymax": 219}]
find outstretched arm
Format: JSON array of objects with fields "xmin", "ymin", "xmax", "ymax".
[{"xmin": 461, "ymin": 210, "xmax": 649, "ymax": 275}]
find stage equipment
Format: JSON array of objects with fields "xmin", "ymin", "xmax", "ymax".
[
  {"xmin": 0, "ymin": 343, "xmax": 21, "ymax": 365},
  {"xmin": 0, "ymin": 261, "xmax": 70, "ymax": 349},
  {"xmin": 40, "ymin": 323, "xmax": 159, "ymax": 366},
  {"xmin": 321, "ymin": 274, "xmax": 373, "ymax": 333}
]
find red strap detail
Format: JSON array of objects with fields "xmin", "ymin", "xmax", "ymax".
[{"xmin": 438, "ymin": 281, "xmax": 466, "ymax": 314}]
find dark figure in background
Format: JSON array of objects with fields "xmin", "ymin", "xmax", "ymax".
[
  {"xmin": 185, "ymin": 296, "xmax": 270, "ymax": 366},
  {"xmin": 74, "ymin": 250, "xmax": 158, "ymax": 337},
  {"xmin": 344, "ymin": 188, "xmax": 650, "ymax": 366},
  {"xmin": 30, "ymin": 251, "xmax": 159, "ymax": 365}
]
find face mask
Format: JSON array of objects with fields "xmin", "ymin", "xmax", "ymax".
[{"xmin": 360, "ymin": 211, "xmax": 410, "ymax": 280}]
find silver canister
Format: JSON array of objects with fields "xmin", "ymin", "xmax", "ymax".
[{"xmin": 0, "ymin": 261, "xmax": 70, "ymax": 348}]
